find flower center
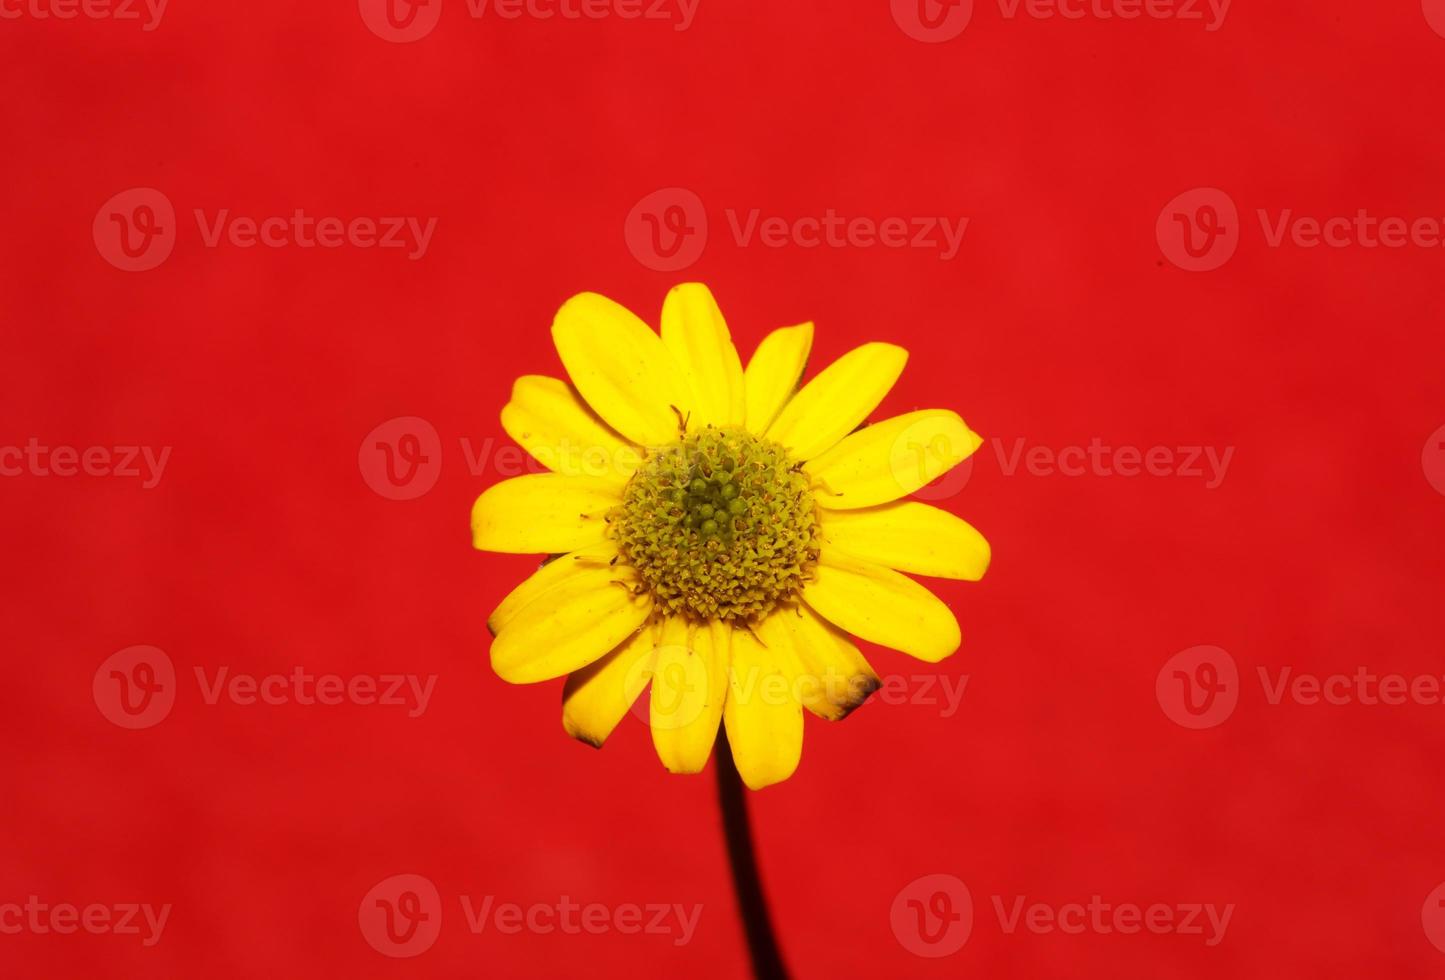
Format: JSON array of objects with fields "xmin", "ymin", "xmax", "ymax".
[{"xmin": 613, "ymin": 427, "xmax": 819, "ymax": 623}]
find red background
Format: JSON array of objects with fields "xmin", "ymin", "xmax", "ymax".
[{"xmin": 4, "ymin": 1, "xmax": 1445, "ymax": 977}]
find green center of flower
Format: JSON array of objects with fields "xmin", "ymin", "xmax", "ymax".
[{"xmin": 614, "ymin": 427, "xmax": 819, "ymax": 622}]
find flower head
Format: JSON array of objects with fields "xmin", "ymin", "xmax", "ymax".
[{"xmin": 472, "ymin": 284, "xmax": 989, "ymax": 788}]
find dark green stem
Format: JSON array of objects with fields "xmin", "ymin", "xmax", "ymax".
[{"xmin": 715, "ymin": 734, "xmax": 790, "ymax": 980}]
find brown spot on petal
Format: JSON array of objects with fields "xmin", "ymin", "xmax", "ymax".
[{"xmin": 833, "ymin": 675, "xmax": 881, "ymax": 720}]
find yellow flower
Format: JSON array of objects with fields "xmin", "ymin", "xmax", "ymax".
[{"xmin": 472, "ymin": 284, "xmax": 990, "ymax": 789}]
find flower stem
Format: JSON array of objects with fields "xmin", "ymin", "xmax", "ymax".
[{"xmin": 715, "ymin": 734, "xmax": 790, "ymax": 980}]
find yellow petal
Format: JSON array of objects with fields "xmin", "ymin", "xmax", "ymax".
[
  {"xmin": 743, "ymin": 322, "xmax": 813, "ymax": 435},
  {"xmin": 802, "ymin": 550, "xmax": 960, "ymax": 663},
  {"xmin": 756, "ymin": 604, "xmax": 879, "ymax": 721},
  {"xmin": 470, "ymin": 474, "xmax": 620, "ymax": 554},
  {"xmin": 820, "ymin": 502, "xmax": 990, "ymax": 580},
  {"xmin": 807, "ymin": 410, "xmax": 981, "ymax": 510},
  {"xmin": 723, "ymin": 626, "xmax": 803, "ymax": 790},
  {"xmin": 500, "ymin": 375, "xmax": 641, "ymax": 484},
  {"xmin": 551, "ymin": 292, "xmax": 690, "ymax": 447},
  {"xmin": 660, "ymin": 283, "xmax": 745, "ymax": 429},
  {"xmin": 562, "ymin": 623, "xmax": 658, "ymax": 747},
  {"xmin": 490, "ymin": 564, "xmax": 652, "ymax": 683},
  {"xmin": 765, "ymin": 342, "xmax": 908, "ymax": 461},
  {"xmin": 487, "ymin": 547, "xmax": 618, "ymax": 636},
  {"xmin": 650, "ymin": 618, "xmax": 728, "ymax": 774}
]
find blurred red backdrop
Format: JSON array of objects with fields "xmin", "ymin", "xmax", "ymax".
[{"xmin": 4, "ymin": 1, "xmax": 1445, "ymax": 977}]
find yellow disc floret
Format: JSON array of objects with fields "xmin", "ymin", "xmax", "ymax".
[{"xmin": 613, "ymin": 427, "xmax": 819, "ymax": 622}]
